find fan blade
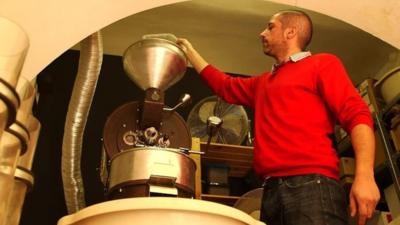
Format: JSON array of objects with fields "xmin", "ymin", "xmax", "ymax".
[
  {"xmin": 187, "ymin": 95, "xmax": 249, "ymax": 145},
  {"xmin": 190, "ymin": 125, "xmax": 208, "ymax": 138},
  {"xmin": 215, "ymin": 129, "xmax": 227, "ymax": 144},
  {"xmin": 220, "ymin": 103, "xmax": 235, "ymax": 118},
  {"xmin": 198, "ymin": 101, "xmax": 216, "ymax": 123},
  {"xmin": 219, "ymin": 127, "xmax": 242, "ymax": 144},
  {"xmin": 221, "ymin": 114, "xmax": 245, "ymax": 137},
  {"xmin": 213, "ymin": 97, "xmax": 222, "ymax": 116},
  {"xmin": 214, "ymin": 97, "xmax": 233, "ymax": 117}
]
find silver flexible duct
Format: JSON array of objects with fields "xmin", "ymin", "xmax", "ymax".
[{"xmin": 61, "ymin": 32, "xmax": 103, "ymax": 214}]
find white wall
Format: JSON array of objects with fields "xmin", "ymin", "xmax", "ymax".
[
  {"xmin": 0, "ymin": 0, "xmax": 189, "ymax": 81},
  {"xmin": 267, "ymin": 0, "xmax": 400, "ymax": 50},
  {"xmin": 0, "ymin": 0, "xmax": 399, "ymax": 80}
]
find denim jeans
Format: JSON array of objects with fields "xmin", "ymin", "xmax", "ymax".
[{"xmin": 260, "ymin": 174, "xmax": 348, "ymax": 225}]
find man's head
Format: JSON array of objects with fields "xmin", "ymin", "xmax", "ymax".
[
  {"xmin": 277, "ymin": 10, "xmax": 313, "ymax": 50},
  {"xmin": 260, "ymin": 10, "xmax": 313, "ymax": 60}
]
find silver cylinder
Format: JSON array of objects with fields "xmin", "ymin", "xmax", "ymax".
[
  {"xmin": 5, "ymin": 168, "xmax": 33, "ymax": 225},
  {"xmin": 61, "ymin": 32, "xmax": 103, "ymax": 214},
  {"xmin": 0, "ymin": 18, "xmax": 29, "ymax": 225},
  {"xmin": 0, "ymin": 17, "xmax": 29, "ymax": 87},
  {"xmin": 0, "ymin": 130, "xmax": 22, "ymax": 224},
  {"xmin": 0, "ymin": 17, "xmax": 28, "ymax": 132},
  {"xmin": 122, "ymin": 38, "xmax": 187, "ymax": 91},
  {"xmin": 4, "ymin": 115, "xmax": 40, "ymax": 225},
  {"xmin": 108, "ymin": 147, "xmax": 196, "ymax": 198}
]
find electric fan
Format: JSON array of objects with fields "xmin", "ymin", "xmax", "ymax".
[{"xmin": 187, "ymin": 95, "xmax": 249, "ymax": 145}]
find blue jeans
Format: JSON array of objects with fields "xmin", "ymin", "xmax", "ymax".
[{"xmin": 260, "ymin": 174, "xmax": 348, "ymax": 225}]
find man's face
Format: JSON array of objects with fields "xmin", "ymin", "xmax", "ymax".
[{"xmin": 259, "ymin": 15, "xmax": 287, "ymax": 57}]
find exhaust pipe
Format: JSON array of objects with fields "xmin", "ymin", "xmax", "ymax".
[{"xmin": 61, "ymin": 32, "xmax": 103, "ymax": 214}]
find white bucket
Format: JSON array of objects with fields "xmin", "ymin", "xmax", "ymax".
[{"xmin": 57, "ymin": 197, "xmax": 265, "ymax": 225}]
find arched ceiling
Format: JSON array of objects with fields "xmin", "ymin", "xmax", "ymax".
[
  {"xmin": 98, "ymin": 0, "xmax": 399, "ymax": 84},
  {"xmin": 1, "ymin": 0, "xmax": 399, "ymax": 84}
]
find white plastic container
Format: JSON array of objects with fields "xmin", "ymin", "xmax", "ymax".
[{"xmin": 57, "ymin": 197, "xmax": 265, "ymax": 225}]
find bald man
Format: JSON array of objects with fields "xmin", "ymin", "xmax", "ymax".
[{"xmin": 178, "ymin": 10, "xmax": 379, "ymax": 225}]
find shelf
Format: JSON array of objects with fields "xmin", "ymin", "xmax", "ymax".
[
  {"xmin": 375, "ymin": 111, "xmax": 400, "ymax": 202},
  {"xmin": 200, "ymin": 142, "xmax": 253, "ymax": 178},
  {"xmin": 197, "ymin": 142, "xmax": 253, "ymax": 206},
  {"xmin": 201, "ymin": 194, "xmax": 240, "ymax": 206}
]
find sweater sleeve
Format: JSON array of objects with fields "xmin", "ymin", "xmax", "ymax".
[
  {"xmin": 316, "ymin": 54, "xmax": 373, "ymax": 133},
  {"xmin": 199, "ymin": 64, "xmax": 258, "ymax": 108}
]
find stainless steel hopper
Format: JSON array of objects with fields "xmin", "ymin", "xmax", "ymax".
[
  {"xmin": 122, "ymin": 38, "xmax": 187, "ymax": 91},
  {"xmin": 101, "ymin": 37, "xmax": 195, "ymax": 200}
]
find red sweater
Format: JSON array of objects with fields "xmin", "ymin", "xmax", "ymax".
[{"xmin": 200, "ymin": 53, "xmax": 373, "ymax": 180}]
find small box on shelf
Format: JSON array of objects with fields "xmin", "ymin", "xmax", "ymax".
[
  {"xmin": 199, "ymin": 142, "xmax": 254, "ymax": 206},
  {"xmin": 205, "ymin": 163, "xmax": 230, "ymax": 185},
  {"xmin": 203, "ymin": 163, "xmax": 230, "ymax": 196}
]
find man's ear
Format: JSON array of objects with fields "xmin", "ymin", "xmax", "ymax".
[{"xmin": 285, "ymin": 27, "xmax": 297, "ymax": 40}]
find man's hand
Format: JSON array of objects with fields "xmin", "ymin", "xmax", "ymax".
[
  {"xmin": 176, "ymin": 38, "xmax": 192, "ymax": 54},
  {"xmin": 349, "ymin": 124, "xmax": 380, "ymax": 225},
  {"xmin": 349, "ymin": 175, "xmax": 380, "ymax": 225},
  {"xmin": 176, "ymin": 38, "xmax": 208, "ymax": 73}
]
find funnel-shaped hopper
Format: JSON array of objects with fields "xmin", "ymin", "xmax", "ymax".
[{"xmin": 122, "ymin": 38, "xmax": 187, "ymax": 91}]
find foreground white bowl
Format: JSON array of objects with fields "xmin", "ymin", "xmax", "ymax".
[{"xmin": 57, "ymin": 197, "xmax": 265, "ymax": 225}]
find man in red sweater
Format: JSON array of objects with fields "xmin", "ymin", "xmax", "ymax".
[{"xmin": 178, "ymin": 10, "xmax": 379, "ymax": 225}]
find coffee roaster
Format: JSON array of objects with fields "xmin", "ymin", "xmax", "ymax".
[{"xmin": 101, "ymin": 36, "xmax": 199, "ymax": 199}]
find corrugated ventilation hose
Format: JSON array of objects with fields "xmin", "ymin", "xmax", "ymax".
[{"xmin": 61, "ymin": 32, "xmax": 103, "ymax": 214}]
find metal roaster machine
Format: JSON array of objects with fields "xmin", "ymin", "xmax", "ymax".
[
  {"xmin": 103, "ymin": 36, "xmax": 196, "ymax": 199},
  {"xmin": 57, "ymin": 36, "xmax": 264, "ymax": 225}
]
